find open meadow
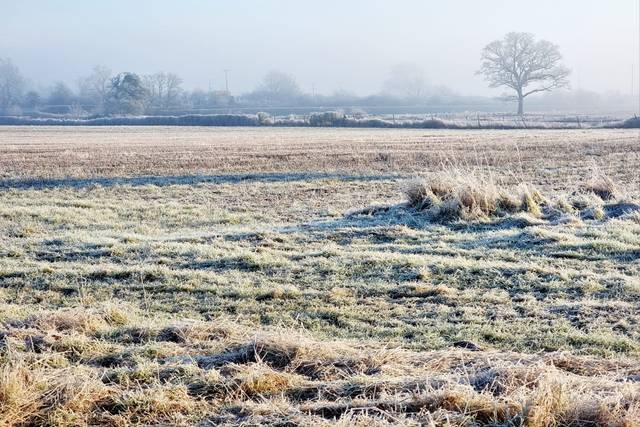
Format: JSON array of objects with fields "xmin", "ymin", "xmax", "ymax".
[{"xmin": 1, "ymin": 126, "xmax": 640, "ymax": 425}]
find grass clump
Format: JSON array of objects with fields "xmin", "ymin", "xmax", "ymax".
[
  {"xmin": 402, "ymin": 172, "xmax": 637, "ymax": 224},
  {"xmin": 0, "ymin": 363, "xmax": 111, "ymax": 426},
  {"xmin": 230, "ymin": 363, "xmax": 299, "ymax": 397},
  {"xmin": 404, "ymin": 173, "xmax": 545, "ymax": 220},
  {"xmin": 583, "ymin": 172, "xmax": 620, "ymax": 200}
]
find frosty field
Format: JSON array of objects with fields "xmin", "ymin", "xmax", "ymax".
[{"xmin": 1, "ymin": 126, "xmax": 640, "ymax": 426}]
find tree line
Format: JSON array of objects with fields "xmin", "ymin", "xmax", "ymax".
[
  {"xmin": 1, "ymin": 32, "xmax": 571, "ymax": 116},
  {"xmin": 0, "ymin": 63, "xmax": 465, "ymax": 116},
  {"xmin": 0, "ymin": 63, "xmax": 233, "ymax": 116}
]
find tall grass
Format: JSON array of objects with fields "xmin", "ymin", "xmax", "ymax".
[
  {"xmin": 404, "ymin": 170, "xmax": 545, "ymax": 220},
  {"xmin": 401, "ymin": 169, "xmax": 635, "ymax": 222}
]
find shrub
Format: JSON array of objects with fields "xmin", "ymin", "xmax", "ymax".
[{"xmin": 309, "ymin": 111, "xmax": 346, "ymax": 127}]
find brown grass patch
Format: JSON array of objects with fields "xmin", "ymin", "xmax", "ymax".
[
  {"xmin": 404, "ymin": 173, "xmax": 546, "ymax": 220},
  {"xmin": 0, "ymin": 305, "xmax": 639, "ymax": 425}
]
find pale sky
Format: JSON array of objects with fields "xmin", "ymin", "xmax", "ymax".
[{"xmin": 1, "ymin": 0, "xmax": 637, "ymax": 96}]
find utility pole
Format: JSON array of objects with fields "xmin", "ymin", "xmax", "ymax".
[{"xmin": 223, "ymin": 69, "xmax": 230, "ymax": 94}]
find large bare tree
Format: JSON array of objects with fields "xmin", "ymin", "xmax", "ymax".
[{"xmin": 478, "ymin": 32, "xmax": 570, "ymax": 115}]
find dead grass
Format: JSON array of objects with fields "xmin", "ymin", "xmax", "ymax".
[
  {"xmin": 0, "ymin": 362, "xmax": 111, "ymax": 426},
  {"xmin": 1, "ymin": 127, "xmax": 640, "ymax": 425},
  {"xmin": 584, "ymin": 171, "xmax": 621, "ymax": 200},
  {"xmin": 0, "ymin": 304, "xmax": 639, "ymax": 426},
  {"xmin": 0, "ymin": 127, "xmax": 640, "ymax": 188},
  {"xmin": 404, "ymin": 173, "xmax": 548, "ymax": 220},
  {"xmin": 402, "ymin": 171, "xmax": 636, "ymax": 224}
]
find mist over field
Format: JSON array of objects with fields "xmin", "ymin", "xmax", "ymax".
[{"xmin": 1, "ymin": 0, "xmax": 640, "ymax": 114}]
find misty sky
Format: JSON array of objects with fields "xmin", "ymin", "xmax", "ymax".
[{"xmin": 1, "ymin": 0, "xmax": 638, "ymax": 96}]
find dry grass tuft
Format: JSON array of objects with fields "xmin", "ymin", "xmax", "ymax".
[
  {"xmin": 404, "ymin": 173, "xmax": 548, "ymax": 220},
  {"xmin": 0, "ymin": 362, "xmax": 111, "ymax": 426},
  {"xmin": 27, "ymin": 309, "xmax": 109, "ymax": 335},
  {"xmin": 584, "ymin": 172, "xmax": 620, "ymax": 200},
  {"xmin": 102, "ymin": 385, "xmax": 199, "ymax": 425},
  {"xmin": 401, "ymin": 172, "xmax": 636, "ymax": 223},
  {"xmin": 523, "ymin": 375, "xmax": 570, "ymax": 426},
  {"xmin": 230, "ymin": 362, "xmax": 300, "ymax": 397}
]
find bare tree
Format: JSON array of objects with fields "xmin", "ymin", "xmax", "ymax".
[
  {"xmin": 78, "ymin": 65, "xmax": 112, "ymax": 111},
  {"xmin": 47, "ymin": 82, "xmax": 75, "ymax": 106},
  {"xmin": 383, "ymin": 63, "xmax": 428, "ymax": 100},
  {"xmin": 162, "ymin": 73, "xmax": 183, "ymax": 108},
  {"xmin": 143, "ymin": 72, "xmax": 183, "ymax": 109},
  {"xmin": 252, "ymin": 71, "xmax": 301, "ymax": 104},
  {"xmin": 0, "ymin": 58, "xmax": 25, "ymax": 112},
  {"xmin": 478, "ymin": 32, "xmax": 570, "ymax": 115},
  {"xmin": 22, "ymin": 90, "xmax": 41, "ymax": 110}
]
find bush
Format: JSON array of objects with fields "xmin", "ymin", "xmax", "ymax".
[{"xmin": 309, "ymin": 111, "xmax": 346, "ymax": 127}]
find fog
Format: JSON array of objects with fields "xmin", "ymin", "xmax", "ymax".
[{"xmin": 1, "ymin": 0, "xmax": 638, "ymax": 98}]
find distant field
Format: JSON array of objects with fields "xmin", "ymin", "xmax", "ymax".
[
  {"xmin": 1, "ymin": 127, "xmax": 639, "ymax": 425},
  {"xmin": 1, "ymin": 127, "xmax": 639, "ymax": 186}
]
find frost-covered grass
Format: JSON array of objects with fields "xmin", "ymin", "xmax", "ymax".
[
  {"xmin": 1, "ymin": 303, "xmax": 639, "ymax": 426},
  {"xmin": 0, "ymin": 127, "xmax": 639, "ymax": 425},
  {"xmin": 1, "ymin": 127, "xmax": 640, "ymax": 182}
]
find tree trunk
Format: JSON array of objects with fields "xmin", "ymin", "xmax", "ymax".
[{"xmin": 517, "ymin": 96, "xmax": 524, "ymax": 116}]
